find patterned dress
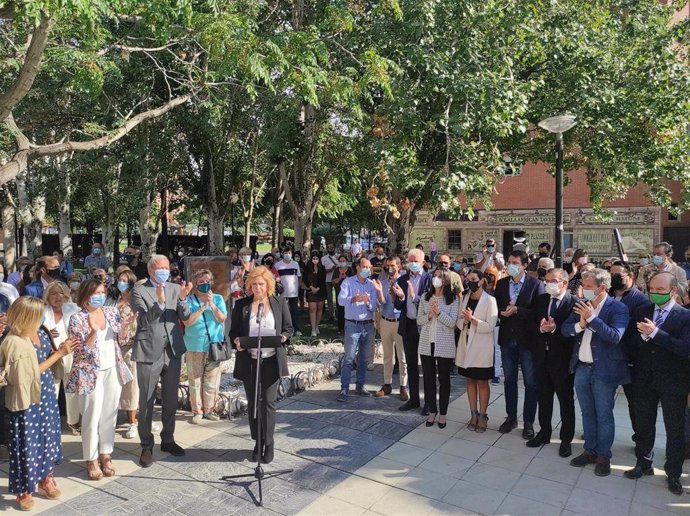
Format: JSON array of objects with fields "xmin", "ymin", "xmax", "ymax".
[{"xmin": 8, "ymin": 330, "xmax": 63, "ymax": 494}]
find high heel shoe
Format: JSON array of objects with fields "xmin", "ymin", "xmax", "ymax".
[
  {"xmin": 467, "ymin": 410, "xmax": 479, "ymax": 431},
  {"xmin": 438, "ymin": 415, "xmax": 447, "ymax": 429},
  {"xmin": 425, "ymin": 413, "xmax": 438, "ymax": 427},
  {"xmin": 476, "ymin": 413, "xmax": 489, "ymax": 433}
]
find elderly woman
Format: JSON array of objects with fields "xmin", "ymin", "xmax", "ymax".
[
  {"xmin": 67, "ymin": 272, "xmax": 84, "ymax": 303},
  {"xmin": 67, "ymin": 279, "xmax": 135, "ymax": 480},
  {"xmin": 230, "ymin": 246, "xmax": 255, "ymax": 298},
  {"xmin": 417, "ymin": 269, "xmax": 459, "ymax": 429},
  {"xmin": 183, "ymin": 269, "xmax": 227, "ymax": 424},
  {"xmin": 230, "ymin": 266, "xmax": 293, "ymax": 464},
  {"xmin": 43, "ymin": 281, "xmax": 80, "ymax": 435},
  {"xmin": 0, "ymin": 297, "xmax": 75, "ymax": 510}
]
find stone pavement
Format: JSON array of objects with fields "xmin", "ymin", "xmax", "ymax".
[{"xmin": 1, "ymin": 363, "xmax": 689, "ymax": 515}]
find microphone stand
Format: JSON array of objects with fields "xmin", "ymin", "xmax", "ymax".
[{"xmin": 221, "ymin": 302, "xmax": 293, "ymax": 507}]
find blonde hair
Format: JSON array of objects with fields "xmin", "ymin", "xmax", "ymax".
[
  {"xmin": 7, "ymin": 297, "xmax": 44, "ymax": 337},
  {"xmin": 246, "ymin": 266, "xmax": 276, "ymax": 297},
  {"xmin": 43, "ymin": 281, "xmax": 71, "ymax": 303}
]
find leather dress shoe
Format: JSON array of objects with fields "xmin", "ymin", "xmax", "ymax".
[
  {"xmin": 398, "ymin": 400, "xmax": 420, "ymax": 412},
  {"xmin": 570, "ymin": 450, "xmax": 597, "ymax": 467},
  {"xmin": 559, "ymin": 442, "xmax": 572, "ymax": 458},
  {"xmin": 667, "ymin": 476, "xmax": 683, "ymax": 496},
  {"xmin": 521, "ymin": 422, "xmax": 535, "ymax": 440},
  {"xmin": 421, "ymin": 404, "xmax": 430, "ymax": 416},
  {"xmin": 251, "ymin": 442, "xmax": 263, "ymax": 462},
  {"xmin": 624, "ymin": 464, "xmax": 654, "ymax": 479},
  {"xmin": 139, "ymin": 448, "xmax": 154, "ymax": 468},
  {"xmin": 526, "ymin": 433, "xmax": 550, "ymax": 448},
  {"xmin": 498, "ymin": 417, "xmax": 517, "ymax": 434},
  {"xmin": 262, "ymin": 444, "xmax": 274, "ymax": 464},
  {"xmin": 161, "ymin": 441, "xmax": 186, "ymax": 457},
  {"xmin": 594, "ymin": 456, "xmax": 611, "ymax": 477}
]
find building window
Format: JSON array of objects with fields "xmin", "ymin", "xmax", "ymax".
[
  {"xmin": 668, "ymin": 204, "xmax": 678, "ymax": 221},
  {"xmin": 448, "ymin": 230, "xmax": 462, "ymax": 249}
]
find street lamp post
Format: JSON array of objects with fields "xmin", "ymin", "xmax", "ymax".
[{"xmin": 538, "ymin": 115, "xmax": 577, "ymax": 268}]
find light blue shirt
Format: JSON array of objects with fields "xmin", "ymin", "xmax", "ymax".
[
  {"xmin": 379, "ymin": 274, "xmax": 401, "ymax": 319},
  {"xmin": 509, "ymin": 273, "xmax": 526, "ymax": 303},
  {"xmin": 183, "ymin": 293, "xmax": 227, "ymax": 352},
  {"xmin": 338, "ymin": 275, "xmax": 380, "ymax": 321}
]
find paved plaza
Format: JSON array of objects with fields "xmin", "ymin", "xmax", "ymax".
[{"xmin": 1, "ymin": 363, "xmax": 689, "ymax": 515}]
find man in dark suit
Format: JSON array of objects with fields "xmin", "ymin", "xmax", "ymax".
[
  {"xmin": 394, "ymin": 248, "xmax": 432, "ymax": 413},
  {"xmin": 526, "ymin": 268, "xmax": 577, "ymax": 457},
  {"xmin": 494, "ymin": 250, "xmax": 545, "ymax": 439},
  {"xmin": 563, "ymin": 269, "xmax": 630, "ymax": 477},
  {"xmin": 623, "ymin": 272, "xmax": 690, "ymax": 496},
  {"xmin": 23, "ymin": 255, "xmax": 61, "ymax": 298},
  {"xmin": 132, "ymin": 255, "xmax": 193, "ymax": 467}
]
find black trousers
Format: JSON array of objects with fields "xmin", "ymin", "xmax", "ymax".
[
  {"xmin": 402, "ymin": 318, "xmax": 421, "ymax": 405},
  {"xmin": 634, "ymin": 381, "xmax": 687, "ymax": 478},
  {"xmin": 243, "ymin": 355, "xmax": 280, "ymax": 447},
  {"xmin": 622, "ymin": 379, "xmax": 637, "ymax": 441},
  {"xmin": 536, "ymin": 353, "xmax": 575, "ymax": 444},
  {"xmin": 420, "ymin": 352, "xmax": 453, "ymax": 415},
  {"xmin": 286, "ymin": 297, "xmax": 300, "ymax": 332}
]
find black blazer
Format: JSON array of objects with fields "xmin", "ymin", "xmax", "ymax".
[
  {"xmin": 531, "ymin": 292, "xmax": 577, "ymax": 366},
  {"xmin": 494, "ymin": 274, "xmax": 545, "ymax": 349},
  {"xmin": 229, "ymin": 295, "xmax": 293, "ymax": 383},
  {"xmin": 629, "ymin": 302, "xmax": 690, "ymax": 394}
]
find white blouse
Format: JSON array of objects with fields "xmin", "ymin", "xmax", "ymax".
[{"xmin": 248, "ymin": 309, "xmax": 277, "ymax": 359}]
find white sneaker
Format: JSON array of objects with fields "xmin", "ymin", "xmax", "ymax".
[
  {"xmin": 124, "ymin": 423, "xmax": 138, "ymax": 439},
  {"xmin": 311, "ymin": 329, "xmax": 317, "ymax": 337},
  {"xmin": 191, "ymin": 414, "xmax": 203, "ymax": 425},
  {"xmin": 315, "ymin": 326, "xmax": 320, "ymax": 335},
  {"xmin": 152, "ymin": 422, "xmax": 162, "ymax": 433},
  {"xmin": 295, "ymin": 331, "xmax": 302, "ymax": 336}
]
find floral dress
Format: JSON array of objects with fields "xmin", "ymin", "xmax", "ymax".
[{"xmin": 8, "ymin": 329, "xmax": 63, "ymax": 494}]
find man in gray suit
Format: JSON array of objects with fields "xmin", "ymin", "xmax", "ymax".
[{"xmin": 132, "ymin": 254, "xmax": 193, "ymax": 467}]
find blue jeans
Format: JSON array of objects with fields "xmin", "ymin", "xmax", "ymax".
[
  {"xmin": 575, "ymin": 364, "xmax": 618, "ymax": 458},
  {"xmin": 500, "ymin": 339, "xmax": 538, "ymax": 422},
  {"xmin": 341, "ymin": 321, "xmax": 375, "ymax": 391}
]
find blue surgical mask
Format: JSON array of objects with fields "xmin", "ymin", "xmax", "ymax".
[
  {"xmin": 90, "ymin": 294, "xmax": 106, "ymax": 307},
  {"xmin": 117, "ymin": 281, "xmax": 130, "ymax": 293},
  {"xmin": 360, "ymin": 268, "xmax": 371, "ymax": 279},
  {"xmin": 154, "ymin": 269, "xmax": 170, "ymax": 284},
  {"xmin": 452, "ymin": 262, "xmax": 462, "ymax": 272},
  {"xmin": 197, "ymin": 283, "xmax": 211, "ymax": 294},
  {"xmin": 241, "ymin": 255, "xmax": 252, "ymax": 262},
  {"xmin": 652, "ymin": 255, "xmax": 664, "ymax": 266},
  {"xmin": 507, "ymin": 264, "xmax": 520, "ymax": 278},
  {"xmin": 408, "ymin": 262, "xmax": 422, "ymax": 273},
  {"xmin": 283, "ymin": 254, "xmax": 292, "ymax": 262},
  {"xmin": 582, "ymin": 289, "xmax": 597, "ymax": 301},
  {"xmin": 92, "ymin": 247, "xmax": 102, "ymax": 255}
]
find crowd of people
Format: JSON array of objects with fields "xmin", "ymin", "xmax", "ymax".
[{"xmin": 0, "ymin": 238, "xmax": 689, "ymax": 509}]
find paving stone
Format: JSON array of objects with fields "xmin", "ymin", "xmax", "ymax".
[
  {"xmin": 364, "ymin": 419, "xmax": 415, "ymax": 441},
  {"xmin": 288, "ymin": 462, "xmax": 351, "ymax": 493},
  {"xmin": 65, "ymin": 482, "xmax": 140, "ymax": 513}
]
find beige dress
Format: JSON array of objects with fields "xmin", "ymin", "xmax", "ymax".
[{"xmin": 117, "ymin": 303, "xmax": 139, "ymax": 410}]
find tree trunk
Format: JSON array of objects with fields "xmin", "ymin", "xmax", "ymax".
[
  {"xmin": 205, "ymin": 156, "xmax": 224, "ymax": 255},
  {"xmin": 1, "ymin": 188, "xmax": 16, "ymax": 271},
  {"xmin": 272, "ymin": 165, "xmax": 286, "ymax": 247},
  {"xmin": 139, "ymin": 192, "xmax": 160, "ymax": 262},
  {"xmin": 101, "ymin": 164, "xmax": 121, "ymax": 267},
  {"xmin": 159, "ymin": 187, "xmax": 170, "ymax": 257},
  {"xmin": 29, "ymin": 194, "xmax": 45, "ymax": 257},
  {"xmin": 15, "ymin": 171, "xmax": 30, "ymax": 256},
  {"xmin": 58, "ymin": 164, "xmax": 72, "ymax": 261},
  {"xmin": 386, "ymin": 206, "xmax": 416, "ymax": 256}
]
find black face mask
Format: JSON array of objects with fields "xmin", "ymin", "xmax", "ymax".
[
  {"xmin": 265, "ymin": 259, "xmax": 274, "ymax": 266},
  {"xmin": 539, "ymin": 252, "xmax": 549, "ymax": 258},
  {"xmin": 610, "ymin": 273, "xmax": 625, "ymax": 290},
  {"xmin": 125, "ymin": 254, "xmax": 136, "ymax": 264},
  {"xmin": 170, "ymin": 270, "xmax": 180, "ymax": 278},
  {"xmin": 537, "ymin": 267, "xmax": 547, "ymax": 278},
  {"xmin": 467, "ymin": 281, "xmax": 480, "ymax": 293},
  {"xmin": 46, "ymin": 268, "xmax": 61, "ymax": 279}
]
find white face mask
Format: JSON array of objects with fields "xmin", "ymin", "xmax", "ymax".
[
  {"xmin": 432, "ymin": 277, "xmax": 443, "ymax": 289},
  {"xmin": 545, "ymin": 282, "xmax": 561, "ymax": 297},
  {"xmin": 0, "ymin": 273, "xmax": 4, "ymax": 282},
  {"xmin": 69, "ymin": 281, "xmax": 81, "ymax": 290}
]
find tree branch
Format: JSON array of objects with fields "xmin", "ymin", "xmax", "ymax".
[{"xmin": 0, "ymin": 11, "xmax": 52, "ymax": 122}]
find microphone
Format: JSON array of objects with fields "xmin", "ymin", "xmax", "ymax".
[{"xmin": 256, "ymin": 303, "xmax": 264, "ymax": 324}]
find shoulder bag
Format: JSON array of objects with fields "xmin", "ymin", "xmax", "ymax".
[{"xmin": 197, "ymin": 296, "xmax": 232, "ymax": 362}]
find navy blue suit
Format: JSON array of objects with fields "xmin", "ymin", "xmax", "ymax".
[
  {"xmin": 628, "ymin": 302, "xmax": 690, "ymax": 478},
  {"xmin": 23, "ymin": 281, "xmax": 44, "ymax": 298},
  {"xmin": 394, "ymin": 271, "xmax": 431, "ymax": 405}
]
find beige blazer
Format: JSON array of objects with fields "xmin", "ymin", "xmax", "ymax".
[
  {"xmin": 0, "ymin": 335, "xmax": 41, "ymax": 411},
  {"xmin": 455, "ymin": 292, "xmax": 498, "ymax": 369}
]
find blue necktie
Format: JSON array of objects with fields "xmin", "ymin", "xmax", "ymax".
[
  {"xmin": 549, "ymin": 299, "xmax": 559, "ymax": 318},
  {"xmin": 654, "ymin": 308, "xmax": 667, "ymax": 327}
]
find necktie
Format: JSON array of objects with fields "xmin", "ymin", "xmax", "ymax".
[
  {"xmin": 549, "ymin": 299, "xmax": 559, "ymax": 318},
  {"xmin": 654, "ymin": 308, "xmax": 666, "ymax": 327}
]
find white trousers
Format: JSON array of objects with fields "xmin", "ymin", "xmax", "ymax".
[
  {"xmin": 53, "ymin": 353, "xmax": 80, "ymax": 425},
  {"xmin": 78, "ymin": 367, "xmax": 122, "ymax": 461}
]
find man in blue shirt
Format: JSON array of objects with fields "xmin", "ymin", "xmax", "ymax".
[
  {"xmin": 84, "ymin": 242, "xmax": 110, "ymax": 275},
  {"xmin": 337, "ymin": 257, "xmax": 384, "ymax": 402},
  {"xmin": 374, "ymin": 256, "xmax": 408, "ymax": 400}
]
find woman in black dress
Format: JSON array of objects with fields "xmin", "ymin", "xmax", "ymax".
[{"xmin": 302, "ymin": 252, "xmax": 327, "ymax": 337}]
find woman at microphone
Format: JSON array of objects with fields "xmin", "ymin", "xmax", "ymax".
[{"xmin": 230, "ymin": 266, "xmax": 293, "ymax": 464}]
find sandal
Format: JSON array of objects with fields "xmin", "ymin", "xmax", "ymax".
[
  {"xmin": 467, "ymin": 410, "xmax": 479, "ymax": 431},
  {"xmin": 16, "ymin": 493, "xmax": 33, "ymax": 511},
  {"xmin": 38, "ymin": 473, "xmax": 61, "ymax": 499},
  {"xmin": 86, "ymin": 459, "xmax": 103, "ymax": 481},
  {"xmin": 99, "ymin": 454, "xmax": 116, "ymax": 477},
  {"xmin": 476, "ymin": 413, "xmax": 489, "ymax": 433}
]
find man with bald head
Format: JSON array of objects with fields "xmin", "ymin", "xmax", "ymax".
[
  {"xmin": 132, "ymin": 255, "xmax": 194, "ymax": 467},
  {"xmin": 393, "ymin": 248, "xmax": 432, "ymax": 412},
  {"xmin": 624, "ymin": 272, "xmax": 690, "ymax": 495}
]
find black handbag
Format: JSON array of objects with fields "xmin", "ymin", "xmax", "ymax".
[{"xmin": 197, "ymin": 296, "xmax": 232, "ymax": 362}]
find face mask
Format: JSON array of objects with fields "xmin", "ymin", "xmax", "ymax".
[
  {"xmin": 90, "ymin": 294, "xmax": 106, "ymax": 307},
  {"xmin": 328, "ymin": 250, "xmax": 335, "ymax": 255},
  {"xmin": 46, "ymin": 268, "xmax": 61, "ymax": 279},
  {"xmin": 452, "ymin": 262, "xmax": 462, "ymax": 272},
  {"xmin": 545, "ymin": 282, "xmax": 561, "ymax": 297},
  {"xmin": 154, "ymin": 269, "xmax": 170, "ymax": 284},
  {"xmin": 432, "ymin": 277, "xmax": 443, "ymax": 289},
  {"xmin": 507, "ymin": 264, "xmax": 520, "ymax": 278},
  {"xmin": 387, "ymin": 267, "xmax": 396, "ymax": 275},
  {"xmin": 125, "ymin": 254, "xmax": 136, "ymax": 264},
  {"xmin": 197, "ymin": 283, "xmax": 212, "ymax": 294},
  {"xmin": 170, "ymin": 270, "xmax": 180, "ymax": 278},
  {"xmin": 376, "ymin": 254, "xmax": 385, "ymax": 259},
  {"xmin": 0, "ymin": 273, "xmax": 4, "ymax": 282},
  {"xmin": 283, "ymin": 254, "xmax": 292, "ymax": 262},
  {"xmin": 685, "ymin": 256, "xmax": 690, "ymax": 263},
  {"xmin": 360, "ymin": 268, "xmax": 371, "ymax": 279},
  {"xmin": 563, "ymin": 256, "xmax": 572, "ymax": 264},
  {"xmin": 537, "ymin": 267, "xmax": 547, "ymax": 278},
  {"xmin": 117, "ymin": 281, "xmax": 130, "ymax": 293},
  {"xmin": 408, "ymin": 262, "xmax": 422, "ymax": 273},
  {"xmin": 241, "ymin": 255, "xmax": 252, "ymax": 262},
  {"xmin": 486, "ymin": 246, "xmax": 495, "ymax": 252},
  {"xmin": 610, "ymin": 274, "xmax": 625, "ymax": 290},
  {"xmin": 539, "ymin": 252, "xmax": 549, "ymax": 258},
  {"xmin": 69, "ymin": 281, "xmax": 80, "ymax": 290},
  {"xmin": 649, "ymin": 292, "xmax": 672, "ymax": 306},
  {"xmin": 339, "ymin": 261, "xmax": 347, "ymax": 267},
  {"xmin": 652, "ymin": 255, "xmax": 664, "ymax": 266},
  {"xmin": 582, "ymin": 289, "xmax": 598, "ymax": 301},
  {"xmin": 92, "ymin": 247, "xmax": 102, "ymax": 255},
  {"xmin": 467, "ymin": 280, "xmax": 480, "ymax": 293},
  {"xmin": 639, "ymin": 258, "xmax": 649, "ymax": 266}
]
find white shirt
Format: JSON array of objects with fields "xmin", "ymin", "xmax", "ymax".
[
  {"xmin": 646, "ymin": 300, "xmax": 676, "ymax": 340},
  {"xmin": 351, "ymin": 243, "xmax": 362, "ymax": 256},
  {"xmin": 248, "ymin": 309, "xmax": 277, "ymax": 359},
  {"xmin": 477, "ymin": 251, "xmax": 505, "ymax": 272},
  {"xmin": 43, "ymin": 303, "xmax": 79, "ymax": 346},
  {"xmin": 0, "ymin": 282, "xmax": 19, "ymax": 305},
  {"xmin": 542, "ymin": 290, "xmax": 567, "ymax": 333},
  {"xmin": 98, "ymin": 325, "xmax": 117, "ymax": 369},
  {"xmin": 406, "ymin": 273, "xmax": 423, "ymax": 320},
  {"xmin": 275, "ymin": 260, "xmax": 301, "ymax": 298},
  {"xmin": 320, "ymin": 254, "xmax": 338, "ymax": 282},
  {"xmin": 575, "ymin": 298, "xmax": 606, "ymax": 363}
]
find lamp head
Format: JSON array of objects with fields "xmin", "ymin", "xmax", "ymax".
[{"xmin": 538, "ymin": 115, "xmax": 577, "ymax": 134}]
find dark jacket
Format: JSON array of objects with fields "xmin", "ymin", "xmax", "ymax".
[
  {"xmin": 494, "ymin": 273, "xmax": 545, "ymax": 349},
  {"xmin": 531, "ymin": 292, "xmax": 577, "ymax": 367},
  {"xmin": 229, "ymin": 295, "xmax": 293, "ymax": 383},
  {"xmin": 563, "ymin": 296, "xmax": 630, "ymax": 385},
  {"xmin": 611, "ymin": 286, "xmax": 650, "ymax": 360},
  {"xmin": 23, "ymin": 281, "xmax": 44, "ymax": 298},
  {"xmin": 394, "ymin": 271, "xmax": 432, "ymax": 337},
  {"xmin": 628, "ymin": 302, "xmax": 690, "ymax": 394}
]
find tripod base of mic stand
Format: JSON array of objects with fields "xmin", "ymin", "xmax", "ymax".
[{"xmin": 221, "ymin": 467, "xmax": 294, "ymax": 506}]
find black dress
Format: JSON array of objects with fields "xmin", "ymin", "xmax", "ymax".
[
  {"xmin": 303, "ymin": 265, "xmax": 327, "ymax": 303},
  {"xmin": 457, "ymin": 297, "xmax": 494, "ymax": 380}
]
